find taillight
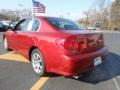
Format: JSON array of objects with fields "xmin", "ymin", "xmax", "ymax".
[
  {"xmin": 99, "ymin": 33, "xmax": 104, "ymax": 44},
  {"xmin": 64, "ymin": 38, "xmax": 78, "ymax": 50},
  {"xmin": 78, "ymin": 40, "xmax": 87, "ymax": 49},
  {"xmin": 100, "ymin": 33, "xmax": 104, "ymax": 41},
  {"xmin": 55, "ymin": 36, "xmax": 86, "ymax": 50}
]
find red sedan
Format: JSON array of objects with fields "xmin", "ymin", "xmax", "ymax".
[{"xmin": 3, "ymin": 17, "xmax": 108, "ymax": 77}]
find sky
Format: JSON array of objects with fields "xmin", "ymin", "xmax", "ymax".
[{"xmin": 0, "ymin": 0, "xmax": 110, "ymax": 20}]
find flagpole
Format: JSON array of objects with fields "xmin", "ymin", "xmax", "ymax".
[
  {"xmin": 32, "ymin": 6, "xmax": 34, "ymax": 17},
  {"xmin": 32, "ymin": 0, "xmax": 34, "ymax": 17},
  {"xmin": 18, "ymin": 0, "xmax": 23, "ymax": 19}
]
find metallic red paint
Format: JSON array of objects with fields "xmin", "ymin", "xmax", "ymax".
[{"xmin": 4, "ymin": 16, "xmax": 108, "ymax": 76}]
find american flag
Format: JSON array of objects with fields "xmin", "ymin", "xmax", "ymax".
[{"xmin": 32, "ymin": 0, "xmax": 45, "ymax": 13}]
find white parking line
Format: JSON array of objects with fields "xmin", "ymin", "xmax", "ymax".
[
  {"xmin": 116, "ymin": 76, "xmax": 120, "ymax": 79},
  {"xmin": 113, "ymin": 78, "xmax": 120, "ymax": 90},
  {"xmin": 101, "ymin": 31, "xmax": 120, "ymax": 33},
  {"xmin": 92, "ymin": 30, "xmax": 120, "ymax": 33}
]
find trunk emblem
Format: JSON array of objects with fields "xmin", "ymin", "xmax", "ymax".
[{"xmin": 89, "ymin": 40, "xmax": 97, "ymax": 46}]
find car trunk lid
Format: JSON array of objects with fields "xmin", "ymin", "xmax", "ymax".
[{"xmin": 62, "ymin": 30, "xmax": 104, "ymax": 54}]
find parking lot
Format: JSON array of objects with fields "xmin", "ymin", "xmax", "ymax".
[{"xmin": 0, "ymin": 32, "xmax": 120, "ymax": 90}]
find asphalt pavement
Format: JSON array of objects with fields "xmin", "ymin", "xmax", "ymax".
[
  {"xmin": 0, "ymin": 31, "xmax": 120, "ymax": 90},
  {"xmin": 0, "ymin": 32, "xmax": 40, "ymax": 90}
]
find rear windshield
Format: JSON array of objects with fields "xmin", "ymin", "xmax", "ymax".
[{"xmin": 45, "ymin": 17, "xmax": 83, "ymax": 30}]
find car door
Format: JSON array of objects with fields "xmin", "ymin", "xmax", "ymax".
[
  {"xmin": 15, "ymin": 18, "xmax": 40, "ymax": 57},
  {"xmin": 6, "ymin": 19, "xmax": 26, "ymax": 51}
]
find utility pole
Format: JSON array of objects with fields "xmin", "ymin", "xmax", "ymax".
[
  {"xmin": 66, "ymin": 13, "xmax": 71, "ymax": 19},
  {"xmin": 18, "ymin": 0, "xmax": 23, "ymax": 19},
  {"xmin": 84, "ymin": 11, "xmax": 89, "ymax": 28},
  {"xmin": 107, "ymin": 0, "xmax": 111, "ymax": 30}
]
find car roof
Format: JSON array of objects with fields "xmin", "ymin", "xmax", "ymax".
[
  {"xmin": 34, "ymin": 16, "xmax": 62, "ymax": 20},
  {"xmin": 21, "ymin": 16, "xmax": 65, "ymax": 21}
]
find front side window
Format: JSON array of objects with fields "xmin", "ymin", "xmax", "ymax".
[
  {"xmin": 15, "ymin": 20, "xmax": 25, "ymax": 31},
  {"xmin": 23, "ymin": 18, "xmax": 34, "ymax": 32},
  {"xmin": 23, "ymin": 18, "xmax": 40, "ymax": 32},
  {"xmin": 14, "ymin": 18, "xmax": 40, "ymax": 32},
  {"xmin": 45, "ymin": 17, "xmax": 83, "ymax": 30}
]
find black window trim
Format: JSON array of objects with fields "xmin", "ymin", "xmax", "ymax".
[{"xmin": 14, "ymin": 19, "xmax": 26, "ymax": 31}]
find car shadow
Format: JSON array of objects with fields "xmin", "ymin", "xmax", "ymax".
[{"xmin": 76, "ymin": 52, "xmax": 120, "ymax": 84}]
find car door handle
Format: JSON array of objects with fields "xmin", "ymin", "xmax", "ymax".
[
  {"xmin": 8, "ymin": 33, "xmax": 12, "ymax": 35},
  {"xmin": 28, "ymin": 36, "xmax": 32, "ymax": 38}
]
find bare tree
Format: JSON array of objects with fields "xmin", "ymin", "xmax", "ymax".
[
  {"xmin": 84, "ymin": 11, "xmax": 90, "ymax": 27},
  {"xmin": 78, "ymin": 0, "xmax": 113, "ymax": 30},
  {"xmin": 111, "ymin": 0, "xmax": 120, "ymax": 29},
  {"xmin": 0, "ymin": 9, "xmax": 32, "ymax": 21}
]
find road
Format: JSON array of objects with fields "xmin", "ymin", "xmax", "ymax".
[{"xmin": 0, "ymin": 32, "xmax": 120, "ymax": 90}]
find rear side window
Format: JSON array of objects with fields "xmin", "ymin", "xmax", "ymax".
[
  {"xmin": 32, "ymin": 19, "xmax": 40, "ymax": 31},
  {"xmin": 45, "ymin": 17, "xmax": 83, "ymax": 30}
]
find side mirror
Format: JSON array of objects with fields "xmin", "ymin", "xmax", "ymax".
[
  {"xmin": 7, "ymin": 28, "xmax": 15, "ymax": 32},
  {"xmin": 8, "ymin": 26, "xmax": 12, "ymax": 29},
  {"xmin": 8, "ymin": 25, "xmax": 15, "ymax": 31}
]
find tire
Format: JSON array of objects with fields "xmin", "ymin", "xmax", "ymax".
[
  {"xmin": 31, "ymin": 49, "xmax": 46, "ymax": 76},
  {"xmin": 3, "ymin": 37, "xmax": 9, "ymax": 50}
]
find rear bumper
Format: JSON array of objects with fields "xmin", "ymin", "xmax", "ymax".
[{"xmin": 58, "ymin": 46, "xmax": 108, "ymax": 76}]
